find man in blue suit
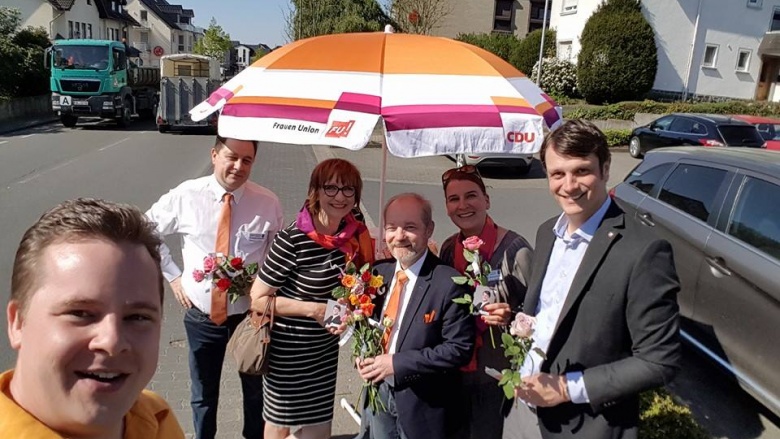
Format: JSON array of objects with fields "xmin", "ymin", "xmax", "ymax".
[{"xmin": 356, "ymin": 193, "xmax": 475, "ymax": 439}]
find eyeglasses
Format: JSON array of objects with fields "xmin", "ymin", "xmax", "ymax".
[
  {"xmin": 322, "ymin": 185, "xmax": 356, "ymax": 197},
  {"xmin": 441, "ymin": 165, "xmax": 480, "ymax": 184}
]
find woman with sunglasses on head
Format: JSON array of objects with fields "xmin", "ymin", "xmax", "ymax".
[
  {"xmin": 439, "ymin": 165, "xmax": 533, "ymax": 439},
  {"xmin": 249, "ymin": 158, "xmax": 374, "ymax": 439}
]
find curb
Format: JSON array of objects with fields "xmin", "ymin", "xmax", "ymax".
[{"xmin": 0, "ymin": 117, "xmax": 58, "ymax": 135}]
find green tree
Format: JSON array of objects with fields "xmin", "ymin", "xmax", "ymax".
[
  {"xmin": 455, "ymin": 32, "xmax": 521, "ymax": 64},
  {"xmin": 577, "ymin": 0, "xmax": 657, "ymax": 104},
  {"xmin": 0, "ymin": 7, "xmax": 50, "ymax": 98},
  {"xmin": 249, "ymin": 48, "xmax": 269, "ymax": 65},
  {"xmin": 286, "ymin": 0, "xmax": 393, "ymax": 41},
  {"xmin": 510, "ymin": 28, "xmax": 555, "ymax": 75},
  {"xmin": 194, "ymin": 18, "xmax": 232, "ymax": 59},
  {"xmin": 390, "ymin": 0, "xmax": 453, "ymax": 35}
]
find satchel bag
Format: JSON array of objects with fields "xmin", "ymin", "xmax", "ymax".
[{"xmin": 227, "ymin": 295, "xmax": 275, "ymax": 375}]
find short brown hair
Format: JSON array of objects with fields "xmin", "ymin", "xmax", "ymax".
[
  {"xmin": 215, "ymin": 135, "xmax": 258, "ymax": 156},
  {"xmin": 11, "ymin": 198, "xmax": 164, "ymax": 315},
  {"xmin": 541, "ymin": 119, "xmax": 611, "ymax": 173},
  {"xmin": 306, "ymin": 159, "xmax": 363, "ymax": 216}
]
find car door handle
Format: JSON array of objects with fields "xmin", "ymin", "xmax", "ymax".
[
  {"xmin": 638, "ymin": 212, "xmax": 655, "ymax": 227},
  {"xmin": 705, "ymin": 256, "xmax": 732, "ymax": 277}
]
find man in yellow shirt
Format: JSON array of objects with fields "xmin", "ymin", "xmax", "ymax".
[{"xmin": 1, "ymin": 198, "xmax": 184, "ymax": 439}]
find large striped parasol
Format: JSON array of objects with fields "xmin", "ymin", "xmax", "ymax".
[{"xmin": 190, "ymin": 28, "xmax": 562, "ymax": 157}]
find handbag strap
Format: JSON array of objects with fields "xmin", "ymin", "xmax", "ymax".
[{"xmin": 249, "ymin": 295, "xmax": 275, "ymax": 329}]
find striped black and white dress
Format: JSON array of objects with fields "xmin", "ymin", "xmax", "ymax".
[{"xmin": 257, "ymin": 223, "xmax": 346, "ymax": 427}]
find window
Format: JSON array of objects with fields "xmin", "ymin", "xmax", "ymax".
[
  {"xmin": 87, "ymin": 0, "xmax": 91, "ymax": 4},
  {"xmin": 493, "ymin": 0, "xmax": 513, "ymax": 32},
  {"xmin": 178, "ymin": 35, "xmax": 185, "ymax": 52},
  {"xmin": 558, "ymin": 41, "xmax": 573, "ymax": 61},
  {"xmin": 140, "ymin": 31, "xmax": 149, "ymax": 43},
  {"xmin": 728, "ymin": 177, "xmax": 780, "ymax": 259},
  {"xmin": 81, "ymin": 23, "xmax": 87, "ymax": 40},
  {"xmin": 771, "ymin": 9, "xmax": 780, "ymax": 31},
  {"xmin": 87, "ymin": 24, "xmax": 92, "ymax": 39},
  {"xmin": 651, "ymin": 116, "xmax": 674, "ymax": 131},
  {"xmin": 670, "ymin": 117, "xmax": 696, "ymax": 133},
  {"xmin": 736, "ymin": 49, "xmax": 751, "ymax": 72},
  {"xmin": 625, "ymin": 163, "xmax": 673, "ymax": 195},
  {"xmin": 68, "ymin": 21, "xmax": 74, "ymax": 39},
  {"xmin": 140, "ymin": 10, "xmax": 148, "ymax": 21},
  {"xmin": 658, "ymin": 164, "xmax": 728, "ymax": 222},
  {"xmin": 747, "ymin": 0, "xmax": 762, "ymax": 7},
  {"xmin": 703, "ymin": 44, "xmax": 718, "ymax": 68},
  {"xmin": 562, "ymin": 0, "xmax": 578, "ymax": 14}
]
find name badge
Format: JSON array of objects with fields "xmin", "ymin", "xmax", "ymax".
[
  {"xmin": 487, "ymin": 271, "xmax": 502, "ymax": 285},
  {"xmin": 248, "ymin": 232, "xmax": 266, "ymax": 241}
]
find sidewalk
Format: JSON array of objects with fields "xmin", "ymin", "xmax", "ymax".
[{"xmin": 0, "ymin": 116, "xmax": 57, "ymax": 135}]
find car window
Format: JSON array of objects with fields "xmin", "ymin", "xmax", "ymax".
[
  {"xmin": 653, "ymin": 116, "xmax": 674, "ymax": 131},
  {"xmin": 755, "ymin": 123, "xmax": 780, "ymax": 141},
  {"xmin": 625, "ymin": 163, "xmax": 673, "ymax": 194},
  {"xmin": 670, "ymin": 117, "xmax": 694, "ymax": 133},
  {"xmin": 691, "ymin": 122, "xmax": 708, "ymax": 135},
  {"xmin": 728, "ymin": 177, "xmax": 780, "ymax": 260},
  {"xmin": 658, "ymin": 164, "xmax": 728, "ymax": 222},
  {"xmin": 718, "ymin": 125, "xmax": 764, "ymax": 147}
]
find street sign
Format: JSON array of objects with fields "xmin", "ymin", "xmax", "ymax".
[
  {"xmin": 153, "ymin": 46, "xmax": 164, "ymax": 57},
  {"xmin": 59, "ymin": 95, "xmax": 72, "ymax": 106}
]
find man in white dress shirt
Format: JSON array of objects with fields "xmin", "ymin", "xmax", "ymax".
[{"xmin": 146, "ymin": 135, "xmax": 284, "ymax": 439}]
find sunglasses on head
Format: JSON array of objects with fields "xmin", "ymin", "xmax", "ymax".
[{"xmin": 441, "ymin": 165, "xmax": 481, "ymax": 184}]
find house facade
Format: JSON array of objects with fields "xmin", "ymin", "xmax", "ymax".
[
  {"xmin": 9, "ymin": 0, "xmax": 138, "ymax": 41},
  {"xmin": 432, "ymin": 0, "xmax": 549, "ymax": 39},
  {"xmin": 549, "ymin": 0, "xmax": 780, "ymax": 101},
  {"xmin": 124, "ymin": 0, "xmax": 203, "ymax": 67}
]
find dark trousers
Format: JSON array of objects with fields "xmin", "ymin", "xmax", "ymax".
[{"xmin": 184, "ymin": 307, "xmax": 265, "ymax": 439}]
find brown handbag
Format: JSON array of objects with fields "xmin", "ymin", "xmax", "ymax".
[{"xmin": 227, "ymin": 295, "xmax": 275, "ymax": 375}]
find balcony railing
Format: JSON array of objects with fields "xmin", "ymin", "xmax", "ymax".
[{"xmin": 132, "ymin": 42, "xmax": 149, "ymax": 52}]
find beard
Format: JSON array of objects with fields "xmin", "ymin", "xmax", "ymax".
[{"xmin": 390, "ymin": 245, "xmax": 421, "ymax": 266}]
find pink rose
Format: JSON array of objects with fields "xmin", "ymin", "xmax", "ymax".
[
  {"xmin": 463, "ymin": 236, "xmax": 484, "ymax": 252},
  {"xmin": 193, "ymin": 269, "xmax": 206, "ymax": 282},
  {"xmin": 203, "ymin": 255, "xmax": 217, "ymax": 273},
  {"xmin": 510, "ymin": 312, "xmax": 536, "ymax": 339}
]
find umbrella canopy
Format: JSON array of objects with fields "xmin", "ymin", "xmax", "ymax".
[{"xmin": 191, "ymin": 31, "xmax": 562, "ymax": 157}]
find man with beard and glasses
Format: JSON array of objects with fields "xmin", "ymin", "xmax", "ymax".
[{"xmin": 355, "ymin": 193, "xmax": 475, "ymax": 439}]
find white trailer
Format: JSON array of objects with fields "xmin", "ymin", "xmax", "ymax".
[{"xmin": 156, "ymin": 54, "xmax": 221, "ymax": 133}]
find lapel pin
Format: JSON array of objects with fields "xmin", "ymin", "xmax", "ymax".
[{"xmin": 608, "ymin": 231, "xmax": 615, "ymax": 239}]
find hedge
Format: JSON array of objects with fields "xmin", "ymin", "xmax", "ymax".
[
  {"xmin": 639, "ymin": 388, "xmax": 710, "ymax": 439},
  {"xmin": 603, "ymin": 129, "xmax": 632, "ymax": 148},
  {"xmin": 563, "ymin": 100, "xmax": 780, "ymax": 121}
]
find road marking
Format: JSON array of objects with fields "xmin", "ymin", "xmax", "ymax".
[
  {"xmin": 0, "ymin": 141, "xmax": 7, "ymax": 145},
  {"xmin": 21, "ymin": 134, "xmax": 35, "ymax": 139},
  {"xmin": 15, "ymin": 137, "xmax": 131, "ymax": 185}
]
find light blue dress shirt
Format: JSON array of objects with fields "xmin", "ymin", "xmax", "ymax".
[{"xmin": 520, "ymin": 197, "xmax": 612, "ymax": 404}]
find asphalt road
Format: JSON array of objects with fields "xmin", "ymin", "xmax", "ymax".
[{"xmin": 0, "ymin": 120, "xmax": 777, "ymax": 438}]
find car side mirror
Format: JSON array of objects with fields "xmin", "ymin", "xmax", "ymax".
[{"xmin": 649, "ymin": 123, "xmax": 658, "ymax": 131}]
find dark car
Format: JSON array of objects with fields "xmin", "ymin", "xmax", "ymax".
[
  {"xmin": 628, "ymin": 113, "xmax": 765, "ymax": 158},
  {"xmin": 612, "ymin": 147, "xmax": 780, "ymax": 416}
]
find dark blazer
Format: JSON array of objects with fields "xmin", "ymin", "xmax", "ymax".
[
  {"xmin": 524, "ymin": 201, "xmax": 681, "ymax": 439},
  {"xmin": 372, "ymin": 252, "xmax": 475, "ymax": 439}
]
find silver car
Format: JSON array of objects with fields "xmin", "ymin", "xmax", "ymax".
[
  {"xmin": 612, "ymin": 147, "xmax": 780, "ymax": 417},
  {"xmin": 453, "ymin": 152, "xmax": 534, "ymax": 175}
]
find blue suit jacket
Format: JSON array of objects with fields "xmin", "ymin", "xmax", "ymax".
[{"xmin": 371, "ymin": 252, "xmax": 475, "ymax": 439}]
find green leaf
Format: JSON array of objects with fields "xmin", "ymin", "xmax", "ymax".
[
  {"xmin": 359, "ymin": 262, "xmax": 370, "ymax": 273},
  {"xmin": 467, "ymin": 279, "xmax": 475, "ymax": 287},
  {"xmin": 452, "ymin": 298, "xmax": 471, "ymax": 305},
  {"xmin": 483, "ymin": 262, "xmax": 492, "ymax": 274},
  {"xmin": 501, "ymin": 332, "xmax": 515, "ymax": 347},
  {"xmin": 463, "ymin": 249, "xmax": 475, "ymax": 263},
  {"xmin": 332, "ymin": 286, "xmax": 349, "ymax": 299},
  {"xmin": 502, "ymin": 382, "xmax": 515, "ymax": 400},
  {"xmin": 507, "ymin": 346, "xmax": 521, "ymax": 356},
  {"xmin": 452, "ymin": 276, "xmax": 469, "ymax": 285}
]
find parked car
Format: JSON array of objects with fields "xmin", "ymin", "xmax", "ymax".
[
  {"xmin": 453, "ymin": 152, "xmax": 534, "ymax": 175},
  {"xmin": 628, "ymin": 113, "xmax": 765, "ymax": 158},
  {"xmin": 612, "ymin": 147, "xmax": 780, "ymax": 416},
  {"xmin": 731, "ymin": 114, "xmax": 780, "ymax": 151}
]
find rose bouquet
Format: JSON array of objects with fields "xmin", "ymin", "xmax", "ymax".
[
  {"xmin": 498, "ymin": 312, "xmax": 544, "ymax": 399},
  {"xmin": 331, "ymin": 260, "xmax": 387, "ymax": 412},
  {"xmin": 451, "ymin": 236, "xmax": 498, "ymax": 347},
  {"xmin": 193, "ymin": 253, "xmax": 258, "ymax": 303}
]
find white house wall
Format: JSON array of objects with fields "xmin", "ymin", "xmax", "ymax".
[
  {"xmin": 550, "ymin": 0, "xmax": 780, "ymax": 100},
  {"xmin": 10, "ymin": 0, "xmax": 101, "ymax": 40},
  {"xmin": 126, "ymin": 0, "xmax": 174, "ymax": 67},
  {"xmin": 7, "ymin": 0, "xmax": 53, "ymax": 32}
]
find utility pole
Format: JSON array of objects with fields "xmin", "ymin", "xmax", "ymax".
[{"xmin": 535, "ymin": 0, "xmax": 550, "ymax": 85}]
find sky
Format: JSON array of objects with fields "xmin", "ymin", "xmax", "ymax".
[{"xmin": 177, "ymin": 0, "xmax": 290, "ymax": 48}]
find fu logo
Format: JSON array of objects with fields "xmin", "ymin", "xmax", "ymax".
[{"xmin": 325, "ymin": 120, "xmax": 355, "ymax": 138}]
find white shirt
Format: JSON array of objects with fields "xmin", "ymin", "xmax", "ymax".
[
  {"xmin": 382, "ymin": 250, "xmax": 429, "ymax": 354},
  {"xmin": 520, "ymin": 197, "xmax": 612, "ymax": 404},
  {"xmin": 146, "ymin": 175, "xmax": 284, "ymax": 316}
]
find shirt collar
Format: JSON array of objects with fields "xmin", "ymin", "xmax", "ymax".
[
  {"xmin": 394, "ymin": 249, "xmax": 429, "ymax": 281},
  {"xmin": 552, "ymin": 197, "xmax": 612, "ymax": 243},
  {"xmin": 208, "ymin": 174, "xmax": 246, "ymax": 203}
]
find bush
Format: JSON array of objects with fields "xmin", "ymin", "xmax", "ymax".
[
  {"xmin": 0, "ymin": 7, "xmax": 49, "ymax": 98},
  {"xmin": 577, "ymin": 0, "xmax": 657, "ymax": 104},
  {"xmin": 455, "ymin": 32, "xmax": 521, "ymax": 64},
  {"xmin": 511, "ymin": 28, "xmax": 555, "ymax": 75},
  {"xmin": 603, "ymin": 129, "xmax": 631, "ymax": 147},
  {"xmin": 532, "ymin": 57, "xmax": 579, "ymax": 99},
  {"xmin": 639, "ymin": 388, "xmax": 710, "ymax": 439},
  {"xmin": 564, "ymin": 99, "xmax": 780, "ymax": 120}
]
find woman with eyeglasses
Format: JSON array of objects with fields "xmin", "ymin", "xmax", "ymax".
[
  {"xmin": 249, "ymin": 158, "xmax": 374, "ymax": 439},
  {"xmin": 439, "ymin": 165, "xmax": 533, "ymax": 439}
]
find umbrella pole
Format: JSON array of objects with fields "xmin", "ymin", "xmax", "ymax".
[{"xmin": 376, "ymin": 139, "xmax": 388, "ymax": 259}]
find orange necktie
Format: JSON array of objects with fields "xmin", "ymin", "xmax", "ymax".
[
  {"xmin": 211, "ymin": 192, "xmax": 232, "ymax": 325},
  {"xmin": 381, "ymin": 270, "xmax": 408, "ymax": 352}
]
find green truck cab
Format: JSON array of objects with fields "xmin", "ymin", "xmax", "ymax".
[{"xmin": 46, "ymin": 39, "xmax": 159, "ymax": 128}]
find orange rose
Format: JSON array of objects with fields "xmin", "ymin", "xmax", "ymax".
[
  {"xmin": 360, "ymin": 303, "xmax": 375, "ymax": 316},
  {"xmin": 358, "ymin": 294, "xmax": 372, "ymax": 305},
  {"xmin": 341, "ymin": 275, "xmax": 357, "ymax": 288}
]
